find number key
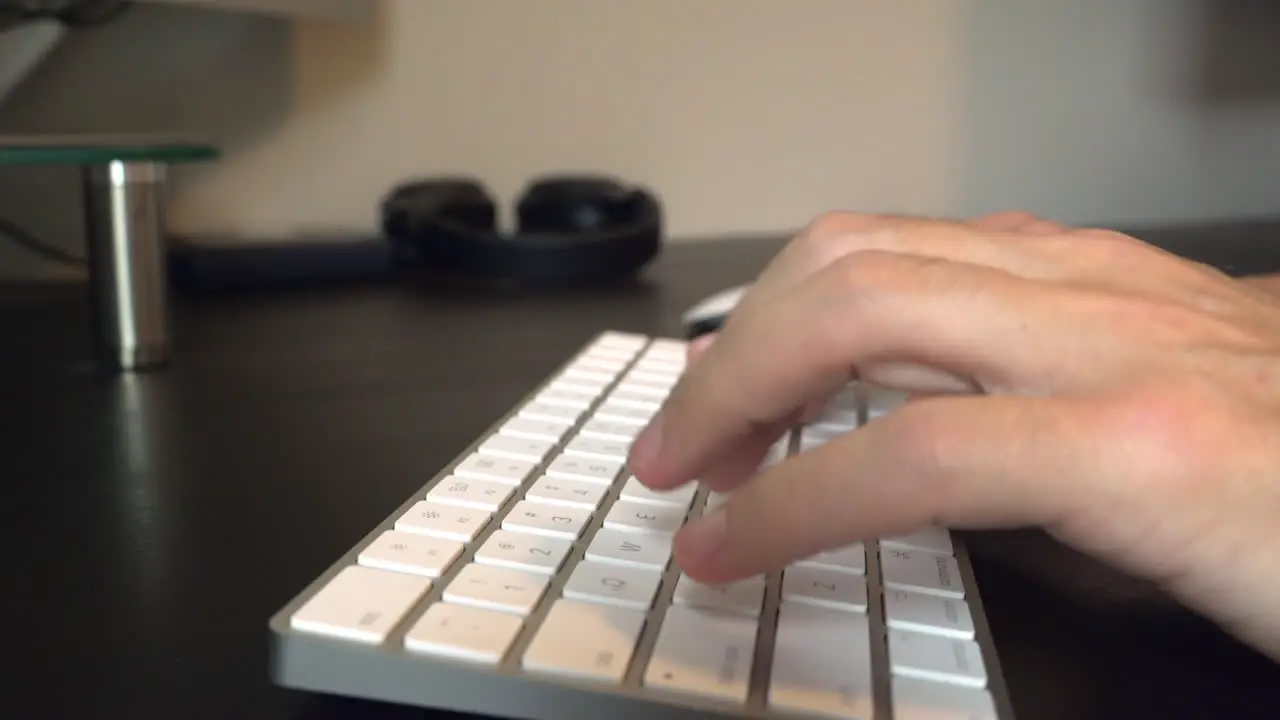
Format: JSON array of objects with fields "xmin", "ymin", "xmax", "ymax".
[{"xmin": 475, "ymin": 529, "xmax": 572, "ymax": 575}]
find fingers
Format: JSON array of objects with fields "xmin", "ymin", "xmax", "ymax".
[
  {"xmin": 969, "ymin": 211, "xmax": 1067, "ymax": 235},
  {"xmin": 672, "ymin": 393, "xmax": 1090, "ymax": 583},
  {"xmin": 630, "ymin": 250, "xmax": 1078, "ymax": 491},
  {"xmin": 734, "ymin": 214, "xmax": 1057, "ymax": 321}
]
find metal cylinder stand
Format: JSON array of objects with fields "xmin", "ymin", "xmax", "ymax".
[{"xmin": 83, "ymin": 160, "xmax": 171, "ymax": 371}]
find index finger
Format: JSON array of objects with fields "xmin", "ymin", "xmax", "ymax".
[{"xmin": 628, "ymin": 250, "xmax": 1064, "ymax": 492}]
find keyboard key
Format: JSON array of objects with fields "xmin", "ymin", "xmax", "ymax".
[
  {"xmin": 499, "ymin": 416, "xmax": 571, "ymax": 443},
  {"xmin": 404, "ymin": 602, "xmax": 524, "ymax": 664},
  {"xmin": 594, "ymin": 331, "xmax": 648, "ymax": 350},
  {"xmin": 781, "ymin": 565, "xmax": 869, "ymax": 612},
  {"xmin": 536, "ymin": 387, "xmax": 599, "ymax": 409},
  {"xmin": 644, "ymin": 605, "xmax": 757, "ymax": 703},
  {"xmin": 625, "ymin": 369, "xmax": 678, "ymax": 386},
  {"xmin": 525, "ymin": 475, "xmax": 609, "ymax": 510},
  {"xmin": 549, "ymin": 374, "xmax": 610, "ymax": 396},
  {"xmin": 443, "ymin": 563, "xmax": 548, "ymax": 615},
  {"xmin": 453, "ymin": 453, "xmax": 537, "ymax": 486},
  {"xmin": 501, "ymin": 501, "xmax": 591, "ymax": 540},
  {"xmin": 478, "ymin": 435, "xmax": 556, "ymax": 463},
  {"xmin": 396, "ymin": 501, "xmax": 490, "ymax": 543},
  {"xmin": 578, "ymin": 418, "xmax": 641, "ymax": 442},
  {"xmin": 672, "ymin": 574, "xmax": 766, "ymax": 617},
  {"xmin": 768, "ymin": 603, "xmax": 875, "ymax": 719},
  {"xmin": 584, "ymin": 529, "xmax": 673, "ymax": 570},
  {"xmin": 519, "ymin": 401, "xmax": 583, "ymax": 425},
  {"xmin": 880, "ymin": 548, "xmax": 965, "ymax": 599},
  {"xmin": 572, "ymin": 357, "xmax": 627, "ymax": 374},
  {"xmin": 866, "ymin": 384, "xmax": 909, "ymax": 419},
  {"xmin": 604, "ymin": 388, "xmax": 662, "ymax": 411},
  {"xmin": 562, "ymin": 436, "xmax": 630, "ymax": 462},
  {"xmin": 883, "ymin": 526, "xmax": 956, "ymax": 556},
  {"xmin": 891, "ymin": 676, "xmax": 998, "ymax": 720},
  {"xmin": 594, "ymin": 402, "xmax": 654, "ymax": 425},
  {"xmin": 358, "ymin": 530, "xmax": 464, "ymax": 578},
  {"xmin": 619, "ymin": 475, "xmax": 696, "ymax": 509},
  {"xmin": 475, "ymin": 529, "xmax": 573, "ymax": 574},
  {"xmin": 545, "ymin": 455, "xmax": 623, "ymax": 484},
  {"xmin": 585, "ymin": 345, "xmax": 638, "ymax": 362},
  {"xmin": 603, "ymin": 500, "xmax": 687, "ymax": 535},
  {"xmin": 522, "ymin": 599, "xmax": 647, "ymax": 684},
  {"xmin": 563, "ymin": 560, "xmax": 663, "ymax": 610},
  {"xmin": 290, "ymin": 565, "xmax": 431, "ymax": 643},
  {"xmin": 613, "ymin": 379, "xmax": 669, "ymax": 397},
  {"xmin": 795, "ymin": 543, "xmax": 866, "ymax": 575},
  {"xmin": 888, "ymin": 629, "xmax": 988, "ymax": 689},
  {"xmin": 426, "ymin": 476, "xmax": 514, "ymax": 512},
  {"xmin": 884, "ymin": 589, "xmax": 975, "ymax": 640},
  {"xmin": 560, "ymin": 367, "xmax": 616, "ymax": 385},
  {"xmin": 704, "ymin": 491, "xmax": 730, "ymax": 511}
]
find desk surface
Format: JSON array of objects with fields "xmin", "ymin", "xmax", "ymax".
[{"xmin": 4, "ymin": 230, "xmax": 1279, "ymax": 720}]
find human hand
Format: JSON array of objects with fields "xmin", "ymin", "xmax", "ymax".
[{"xmin": 628, "ymin": 211, "xmax": 1280, "ymax": 661}]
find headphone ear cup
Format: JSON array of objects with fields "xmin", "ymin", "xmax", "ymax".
[
  {"xmin": 380, "ymin": 177, "xmax": 497, "ymax": 239},
  {"xmin": 516, "ymin": 174, "xmax": 643, "ymax": 235}
]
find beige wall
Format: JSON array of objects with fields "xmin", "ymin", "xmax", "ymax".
[{"xmin": 3, "ymin": 0, "xmax": 1280, "ymax": 279}]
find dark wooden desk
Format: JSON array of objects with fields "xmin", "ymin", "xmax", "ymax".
[{"xmin": 3, "ymin": 231, "xmax": 1278, "ymax": 720}]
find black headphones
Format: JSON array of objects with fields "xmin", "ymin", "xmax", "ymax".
[{"xmin": 381, "ymin": 174, "xmax": 663, "ymax": 288}]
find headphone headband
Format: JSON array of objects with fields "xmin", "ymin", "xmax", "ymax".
[{"xmin": 382, "ymin": 174, "xmax": 663, "ymax": 288}]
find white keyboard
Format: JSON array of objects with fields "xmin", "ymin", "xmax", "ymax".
[{"xmin": 268, "ymin": 331, "xmax": 1015, "ymax": 720}]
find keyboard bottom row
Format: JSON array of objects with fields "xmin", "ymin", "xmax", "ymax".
[{"xmin": 279, "ymin": 543, "xmax": 1001, "ymax": 720}]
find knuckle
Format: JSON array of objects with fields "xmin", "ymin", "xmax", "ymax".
[{"xmin": 792, "ymin": 212, "xmax": 890, "ymax": 261}]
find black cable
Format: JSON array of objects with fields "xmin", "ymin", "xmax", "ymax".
[{"xmin": 0, "ymin": 216, "xmax": 85, "ymax": 266}]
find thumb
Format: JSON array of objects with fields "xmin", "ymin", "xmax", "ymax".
[{"xmin": 672, "ymin": 393, "xmax": 1091, "ymax": 583}]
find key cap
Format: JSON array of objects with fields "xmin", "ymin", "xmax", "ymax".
[
  {"xmin": 888, "ymin": 630, "xmax": 988, "ymax": 689},
  {"xmin": 525, "ymin": 475, "xmax": 609, "ymax": 511},
  {"xmin": 358, "ymin": 530, "xmax": 464, "ymax": 578},
  {"xmin": 634, "ymin": 358, "xmax": 682, "ymax": 375},
  {"xmin": 880, "ymin": 548, "xmax": 965, "ymax": 599},
  {"xmin": 290, "ymin": 565, "xmax": 431, "ymax": 643},
  {"xmin": 613, "ymin": 380, "xmax": 669, "ymax": 397},
  {"xmin": 561, "ymin": 367, "xmax": 616, "ymax": 385},
  {"xmin": 396, "ymin": 501, "xmax": 490, "ymax": 543},
  {"xmin": 536, "ymin": 387, "xmax": 599, "ymax": 409},
  {"xmin": 584, "ymin": 529, "xmax": 673, "ymax": 570},
  {"xmin": 499, "ymin": 416, "xmax": 571, "ymax": 443},
  {"xmin": 563, "ymin": 436, "xmax": 630, "ymax": 462},
  {"xmin": 625, "ymin": 369, "xmax": 678, "ymax": 386},
  {"xmin": 519, "ymin": 401, "xmax": 583, "ymax": 425},
  {"xmin": 884, "ymin": 589, "xmax": 975, "ymax": 640},
  {"xmin": 768, "ymin": 602, "xmax": 875, "ymax": 719},
  {"xmin": 883, "ymin": 526, "xmax": 955, "ymax": 556},
  {"xmin": 478, "ymin": 435, "xmax": 556, "ymax": 463},
  {"xmin": 578, "ymin": 418, "xmax": 642, "ymax": 442},
  {"xmin": 522, "ymin": 599, "xmax": 647, "ymax": 683},
  {"xmin": 619, "ymin": 475, "xmax": 696, "ymax": 509},
  {"xmin": 453, "ymin": 453, "xmax": 537, "ymax": 486},
  {"xmin": 594, "ymin": 402, "xmax": 654, "ymax": 425},
  {"xmin": 426, "ymin": 476, "xmax": 514, "ymax": 512},
  {"xmin": 583, "ymin": 344, "xmax": 637, "ymax": 362},
  {"xmin": 563, "ymin": 560, "xmax": 663, "ymax": 610},
  {"xmin": 501, "ymin": 500, "xmax": 591, "ymax": 540},
  {"xmin": 704, "ymin": 491, "xmax": 730, "ymax": 511},
  {"xmin": 603, "ymin": 500, "xmax": 687, "ymax": 535},
  {"xmin": 572, "ymin": 357, "xmax": 627, "ymax": 374},
  {"xmin": 891, "ymin": 676, "xmax": 998, "ymax": 720},
  {"xmin": 475, "ymin": 529, "xmax": 573, "ymax": 574},
  {"xmin": 782, "ymin": 565, "xmax": 869, "ymax": 612},
  {"xmin": 672, "ymin": 574, "xmax": 766, "ymax": 617},
  {"xmin": 549, "ymin": 374, "xmax": 610, "ymax": 396},
  {"xmin": 644, "ymin": 605, "xmax": 757, "ymax": 703},
  {"xmin": 604, "ymin": 388, "xmax": 662, "ymax": 411},
  {"xmin": 443, "ymin": 563, "xmax": 549, "ymax": 615},
  {"xmin": 796, "ymin": 543, "xmax": 866, "ymax": 575},
  {"xmin": 595, "ymin": 331, "xmax": 648, "ymax": 350},
  {"xmin": 866, "ymin": 384, "xmax": 909, "ymax": 419},
  {"xmin": 404, "ymin": 602, "xmax": 524, "ymax": 664},
  {"xmin": 545, "ymin": 455, "xmax": 623, "ymax": 484}
]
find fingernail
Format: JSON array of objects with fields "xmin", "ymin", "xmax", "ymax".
[
  {"xmin": 629, "ymin": 412, "xmax": 664, "ymax": 478},
  {"xmin": 679, "ymin": 507, "xmax": 728, "ymax": 560}
]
